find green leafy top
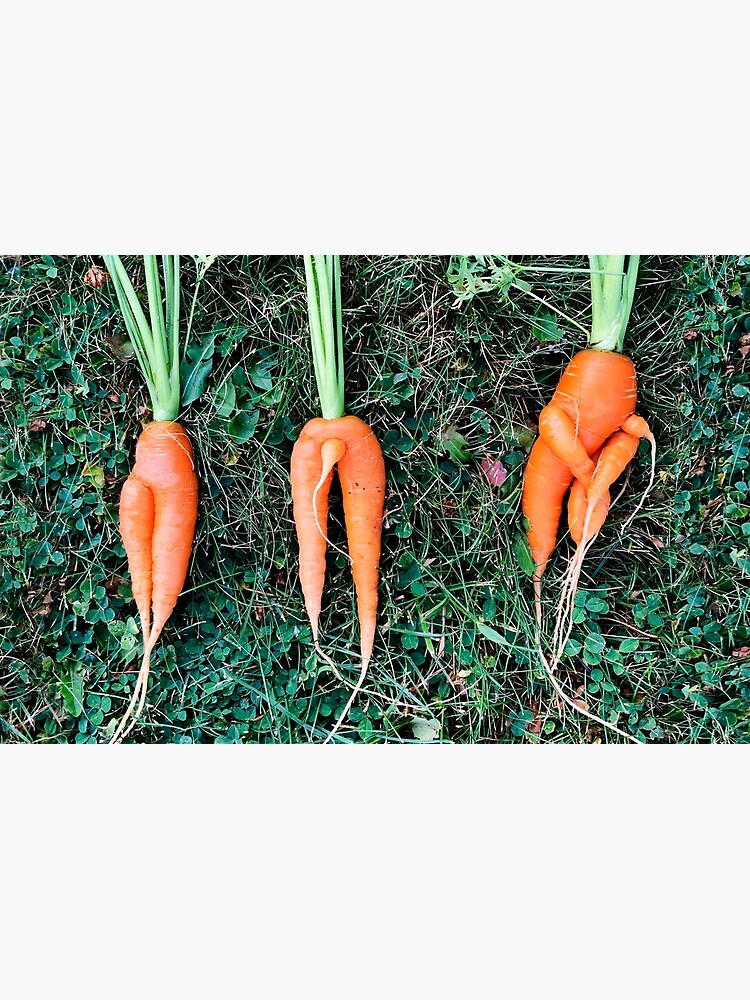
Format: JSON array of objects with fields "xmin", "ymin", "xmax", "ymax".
[
  {"xmin": 304, "ymin": 255, "xmax": 345, "ymax": 420},
  {"xmin": 588, "ymin": 255, "xmax": 640, "ymax": 353},
  {"xmin": 103, "ymin": 255, "xmax": 181, "ymax": 422}
]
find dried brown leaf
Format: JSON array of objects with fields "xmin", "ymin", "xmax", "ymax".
[{"xmin": 83, "ymin": 264, "xmax": 109, "ymax": 289}]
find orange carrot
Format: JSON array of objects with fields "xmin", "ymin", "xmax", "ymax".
[
  {"xmin": 103, "ymin": 255, "xmax": 205, "ymax": 742},
  {"xmin": 521, "ymin": 256, "xmax": 656, "ymax": 742},
  {"xmin": 291, "ymin": 415, "xmax": 385, "ymax": 666},
  {"xmin": 522, "ymin": 437, "xmax": 574, "ymax": 620},
  {"xmin": 114, "ymin": 421, "xmax": 198, "ymax": 741},
  {"xmin": 292, "ymin": 255, "xmax": 385, "ymax": 742},
  {"xmin": 567, "ymin": 449, "xmax": 607, "ymax": 545},
  {"xmin": 523, "ymin": 347, "xmax": 651, "ymax": 579}
]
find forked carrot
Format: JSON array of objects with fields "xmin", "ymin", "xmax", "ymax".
[
  {"xmin": 521, "ymin": 256, "xmax": 656, "ymax": 742},
  {"xmin": 290, "ymin": 255, "xmax": 385, "ymax": 742},
  {"xmin": 103, "ymin": 255, "xmax": 200, "ymax": 742}
]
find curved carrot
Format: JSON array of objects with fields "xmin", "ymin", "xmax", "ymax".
[
  {"xmin": 568, "ymin": 447, "xmax": 607, "ymax": 545},
  {"xmin": 127, "ymin": 422, "xmax": 198, "ymax": 637},
  {"xmin": 568, "ymin": 480, "xmax": 609, "ymax": 546},
  {"xmin": 113, "ymin": 421, "xmax": 198, "ymax": 742},
  {"xmin": 520, "ymin": 256, "xmax": 656, "ymax": 743}
]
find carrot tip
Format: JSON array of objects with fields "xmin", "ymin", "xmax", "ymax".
[
  {"xmin": 108, "ymin": 631, "xmax": 158, "ymax": 743},
  {"xmin": 322, "ymin": 656, "xmax": 370, "ymax": 745}
]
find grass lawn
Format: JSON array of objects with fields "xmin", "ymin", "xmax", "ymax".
[{"xmin": 1, "ymin": 254, "xmax": 748, "ymax": 743}]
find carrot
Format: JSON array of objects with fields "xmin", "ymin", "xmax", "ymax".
[
  {"xmin": 291, "ymin": 256, "xmax": 385, "ymax": 742},
  {"xmin": 522, "ymin": 437, "xmax": 574, "ymax": 621},
  {"xmin": 567, "ymin": 449, "xmax": 607, "ymax": 544},
  {"xmin": 521, "ymin": 256, "xmax": 656, "ymax": 742},
  {"xmin": 102, "ymin": 255, "xmax": 203, "ymax": 742},
  {"xmin": 292, "ymin": 415, "xmax": 385, "ymax": 662},
  {"xmin": 115, "ymin": 422, "xmax": 198, "ymax": 739}
]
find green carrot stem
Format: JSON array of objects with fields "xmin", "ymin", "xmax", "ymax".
[
  {"xmin": 303, "ymin": 254, "xmax": 345, "ymax": 419},
  {"xmin": 103, "ymin": 254, "xmax": 181, "ymax": 421},
  {"xmin": 588, "ymin": 254, "xmax": 640, "ymax": 353}
]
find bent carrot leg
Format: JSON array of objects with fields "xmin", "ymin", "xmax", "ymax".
[
  {"xmin": 553, "ymin": 430, "xmax": 641, "ymax": 667},
  {"xmin": 621, "ymin": 413, "xmax": 654, "ymax": 445},
  {"xmin": 538, "ymin": 403, "xmax": 596, "ymax": 487},
  {"xmin": 119, "ymin": 476, "xmax": 154, "ymax": 647},
  {"xmin": 337, "ymin": 433, "xmax": 385, "ymax": 670},
  {"xmin": 291, "ymin": 432, "xmax": 330, "ymax": 643},
  {"xmin": 568, "ymin": 448, "xmax": 608, "ymax": 545},
  {"xmin": 522, "ymin": 438, "xmax": 574, "ymax": 625},
  {"xmin": 322, "ymin": 426, "xmax": 385, "ymax": 744},
  {"xmin": 111, "ymin": 421, "xmax": 198, "ymax": 743},
  {"xmin": 586, "ymin": 431, "xmax": 640, "ymax": 510}
]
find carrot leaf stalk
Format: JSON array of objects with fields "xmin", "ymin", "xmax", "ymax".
[
  {"xmin": 304, "ymin": 254, "xmax": 345, "ymax": 420},
  {"xmin": 103, "ymin": 255, "xmax": 182, "ymax": 422},
  {"xmin": 588, "ymin": 255, "xmax": 640, "ymax": 353}
]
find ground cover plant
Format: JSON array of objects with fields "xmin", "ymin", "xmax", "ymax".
[{"xmin": 0, "ymin": 254, "xmax": 748, "ymax": 743}]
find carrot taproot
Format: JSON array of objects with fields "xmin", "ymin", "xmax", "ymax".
[
  {"xmin": 521, "ymin": 256, "xmax": 656, "ymax": 742},
  {"xmin": 102, "ymin": 255, "xmax": 207, "ymax": 742},
  {"xmin": 291, "ymin": 255, "xmax": 385, "ymax": 742}
]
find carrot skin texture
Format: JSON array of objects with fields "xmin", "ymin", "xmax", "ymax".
[
  {"xmin": 291, "ymin": 415, "xmax": 385, "ymax": 663},
  {"xmin": 120, "ymin": 421, "xmax": 198, "ymax": 638},
  {"xmin": 549, "ymin": 350, "xmax": 638, "ymax": 447}
]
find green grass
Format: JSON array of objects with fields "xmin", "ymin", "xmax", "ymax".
[{"xmin": 1, "ymin": 254, "xmax": 748, "ymax": 743}]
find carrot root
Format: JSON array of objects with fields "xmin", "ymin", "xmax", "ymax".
[
  {"xmin": 533, "ymin": 576, "xmax": 542, "ymax": 628},
  {"xmin": 323, "ymin": 657, "xmax": 370, "ymax": 744},
  {"xmin": 534, "ymin": 639, "xmax": 641, "ymax": 744},
  {"xmin": 311, "ymin": 438, "xmax": 349, "ymax": 560},
  {"xmin": 109, "ymin": 631, "xmax": 159, "ymax": 744},
  {"xmin": 618, "ymin": 430, "xmax": 656, "ymax": 537}
]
